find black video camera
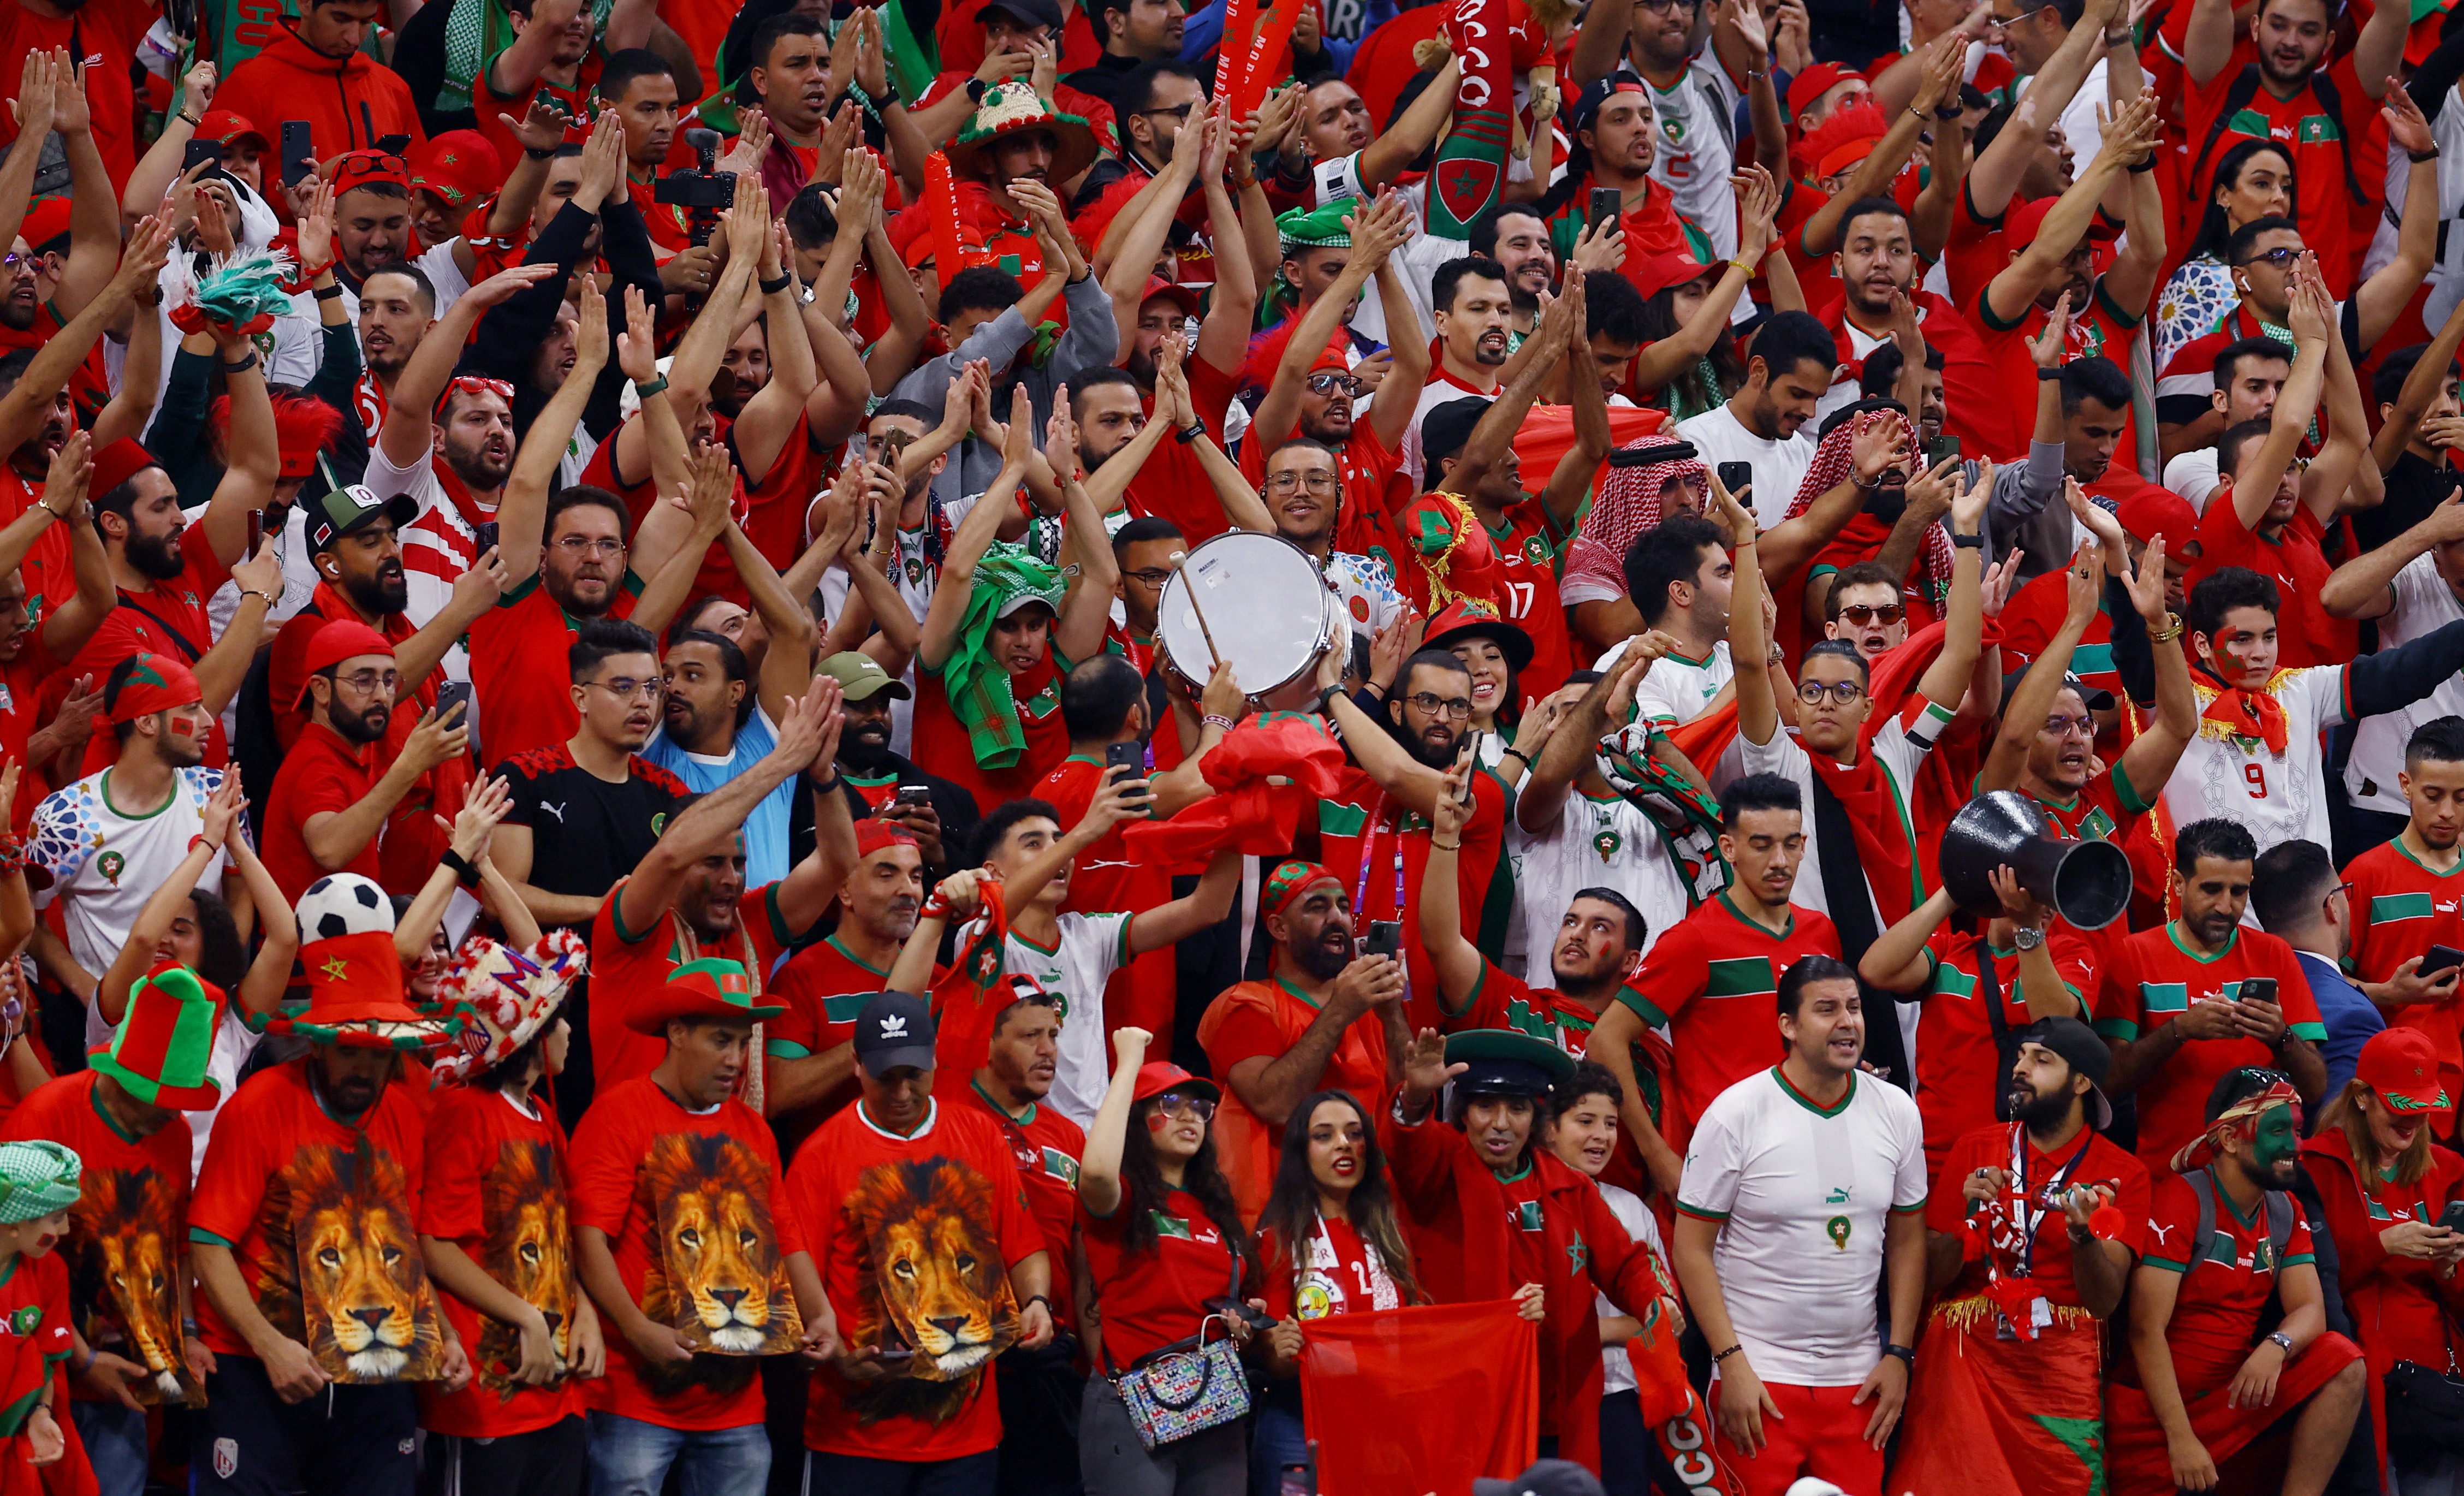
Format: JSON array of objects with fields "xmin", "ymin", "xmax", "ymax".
[{"xmin": 652, "ymin": 128, "xmax": 734, "ymax": 247}]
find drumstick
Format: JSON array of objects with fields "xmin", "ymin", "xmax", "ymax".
[{"xmin": 1172, "ymin": 551, "xmax": 1225, "ymax": 673}]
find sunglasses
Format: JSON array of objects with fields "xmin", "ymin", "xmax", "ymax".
[
  {"xmin": 2235, "ymin": 246, "xmax": 2303, "ymax": 269},
  {"xmin": 1836, "ymin": 603, "xmax": 1905, "ymax": 627},
  {"xmin": 434, "ymin": 375, "xmax": 516, "ymax": 416},
  {"xmin": 335, "ymin": 151, "xmax": 409, "ymax": 180},
  {"xmin": 1306, "ymin": 371, "xmax": 1362, "ymax": 396}
]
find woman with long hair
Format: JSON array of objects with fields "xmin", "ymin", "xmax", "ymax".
[
  {"xmin": 2300, "ymin": 1028, "xmax": 2464, "ymax": 1495},
  {"xmin": 1079, "ymin": 1028, "xmax": 1264, "ymax": 1495},
  {"xmin": 1249, "ymin": 1089, "xmax": 1423, "ymax": 1492},
  {"xmin": 2152, "ymin": 140, "xmax": 2296, "ymax": 370},
  {"xmin": 1423, "ymin": 603, "xmax": 1533, "ymax": 782}
]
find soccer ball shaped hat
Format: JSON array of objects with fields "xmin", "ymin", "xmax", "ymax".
[{"xmin": 265, "ymin": 874, "xmax": 456, "ymax": 1049}]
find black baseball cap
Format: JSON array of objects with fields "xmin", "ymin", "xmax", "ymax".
[
  {"xmin": 305, "ymin": 483, "xmax": 419, "ymax": 554},
  {"xmin": 1999, "ymin": 666, "xmax": 2117, "ymax": 714},
  {"xmin": 854, "ymin": 990, "xmax": 936, "ymax": 1077},
  {"xmin": 977, "ymin": 0, "xmax": 1062, "ymax": 29},
  {"xmin": 2018, "ymin": 1015, "xmax": 2113, "ymax": 1130}
]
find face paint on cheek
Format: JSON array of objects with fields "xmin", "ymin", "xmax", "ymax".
[
  {"xmin": 2254, "ymin": 1106, "xmax": 2300, "ymax": 1167},
  {"xmin": 1147, "ymin": 1113, "xmax": 1170, "ymax": 1133}
]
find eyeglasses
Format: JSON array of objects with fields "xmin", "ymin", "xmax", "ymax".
[
  {"xmin": 1836, "ymin": 603, "xmax": 1904, "ymax": 627},
  {"xmin": 556, "ymin": 536, "xmax": 628, "ymax": 557},
  {"xmin": 1139, "ymin": 102, "xmax": 1196, "ymax": 121},
  {"xmin": 587, "ymin": 677, "xmax": 660, "ymax": 700},
  {"xmin": 0, "ymin": 254, "xmax": 36, "ymax": 276},
  {"xmin": 329, "ymin": 668, "xmax": 400, "ymax": 696},
  {"xmin": 1151, "ymin": 1093, "xmax": 1217, "ymax": 1121},
  {"xmin": 1305, "ymin": 372, "xmax": 1363, "ymax": 396},
  {"xmin": 1404, "ymin": 691, "xmax": 1474, "ymax": 719},
  {"xmin": 1636, "ymin": 0, "xmax": 1694, "ymax": 11},
  {"xmin": 1123, "ymin": 567, "xmax": 1175, "ymax": 587},
  {"xmin": 1982, "ymin": 2, "xmax": 2050, "ymax": 32},
  {"xmin": 2042, "ymin": 714, "xmax": 2095, "ymax": 738},
  {"xmin": 1266, "ymin": 472, "xmax": 1340, "ymax": 494},
  {"xmin": 2235, "ymin": 246, "xmax": 2303, "ymax": 269},
  {"xmin": 1796, "ymin": 680, "xmax": 1867, "ymax": 706}
]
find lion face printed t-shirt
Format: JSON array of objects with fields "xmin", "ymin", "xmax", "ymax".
[
  {"xmin": 417, "ymin": 1084, "xmax": 584, "ymax": 1438},
  {"xmin": 789, "ymin": 1097, "xmax": 1042, "ymax": 1461},
  {"xmin": 568, "ymin": 1076, "xmax": 806, "ymax": 1433},
  {"xmin": 186, "ymin": 1060, "xmax": 446, "ymax": 1383},
  {"xmin": 1, "ymin": 1072, "xmax": 197, "ymax": 1408}
]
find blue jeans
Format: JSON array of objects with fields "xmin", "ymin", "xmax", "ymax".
[
  {"xmin": 72, "ymin": 1400, "xmax": 147, "ymax": 1496},
  {"xmin": 1246, "ymin": 1399, "xmax": 1307, "ymax": 1496},
  {"xmin": 585, "ymin": 1412, "xmax": 770, "ymax": 1496}
]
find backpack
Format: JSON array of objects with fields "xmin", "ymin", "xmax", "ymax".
[
  {"xmin": 2190, "ymin": 63, "xmax": 2367, "ymax": 217},
  {"xmin": 2184, "ymin": 1165, "xmax": 2297, "ymax": 1340}
]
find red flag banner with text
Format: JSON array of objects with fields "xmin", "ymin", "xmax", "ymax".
[
  {"xmin": 1427, "ymin": 0, "xmax": 1511, "ymax": 236},
  {"xmin": 1300, "ymin": 1301, "xmax": 1537, "ymax": 1495}
]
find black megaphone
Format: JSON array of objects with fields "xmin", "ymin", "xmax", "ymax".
[{"xmin": 1937, "ymin": 790, "xmax": 2132, "ymax": 931}]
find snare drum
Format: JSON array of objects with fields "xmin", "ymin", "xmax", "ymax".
[{"xmin": 1159, "ymin": 531, "xmax": 1342, "ymax": 696}]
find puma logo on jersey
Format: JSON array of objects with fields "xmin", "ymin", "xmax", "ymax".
[
  {"xmin": 539, "ymin": 802, "xmax": 567, "ymax": 823},
  {"xmin": 2147, "ymin": 1222, "xmax": 2176, "ymax": 1245}
]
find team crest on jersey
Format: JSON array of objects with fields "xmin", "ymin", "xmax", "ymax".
[
  {"xmin": 1041, "ymin": 1148, "xmax": 1079, "ymax": 1188},
  {"xmin": 213, "ymin": 1439, "xmax": 238, "ymax": 1480},
  {"xmin": 8, "ymin": 1305, "xmax": 35, "ymax": 1335},
  {"xmin": 97, "ymin": 852, "xmax": 124, "ymax": 886},
  {"xmin": 1661, "ymin": 117, "xmax": 1683, "ymax": 144},
  {"xmin": 1523, "ymin": 535, "xmax": 1549, "ymax": 563},
  {"xmin": 1514, "ymin": 1200, "xmax": 1543, "ymax": 1232},
  {"xmin": 906, "ymin": 558, "xmax": 926, "ymax": 585}
]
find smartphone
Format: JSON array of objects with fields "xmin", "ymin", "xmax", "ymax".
[
  {"xmin": 473, "ymin": 520, "xmax": 500, "ymax": 555},
  {"xmin": 181, "ymin": 136, "xmax": 220, "ymax": 176},
  {"xmin": 1925, "ymin": 434, "xmax": 1962, "ymax": 467},
  {"xmin": 433, "ymin": 680, "xmax": 474, "ymax": 724},
  {"xmin": 376, "ymin": 133, "xmax": 411, "ymax": 157},
  {"xmin": 1364, "ymin": 919, "xmax": 1401, "ymax": 961},
  {"xmin": 871, "ymin": 1344, "xmax": 915, "ymax": 1364},
  {"xmin": 2423, "ymin": 945, "xmax": 2464, "ymax": 979},
  {"xmin": 1105, "ymin": 740, "xmax": 1151, "ymax": 815},
  {"xmin": 2237, "ymin": 977, "xmax": 2278, "ymax": 1006},
  {"xmin": 1455, "ymin": 732, "xmax": 1483, "ymax": 801},
  {"xmin": 244, "ymin": 508, "xmax": 262, "ymax": 559},
  {"xmin": 1716, "ymin": 460, "xmax": 1753, "ymax": 497},
  {"xmin": 894, "ymin": 783, "xmax": 933, "ymax": 808},
  {"xmin": 1590, "ymin": 187, "xmax": 1622, "ymax": 238},
  {"xmin": 281, "ymin": 120, "xmax": 314, "ymax": 187},
  {"xmin": 2439, "ymin": 1200, "xmax": 2464, "ymax": 1233}
]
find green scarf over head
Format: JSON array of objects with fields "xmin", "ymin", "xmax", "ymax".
[
  {"xmin": 440, "ymin": 0, "xmax": 614, "ymax": 114},
  {"xmin": 946, "ymin": 543, "xmax": 1068, "ymax": 770}
]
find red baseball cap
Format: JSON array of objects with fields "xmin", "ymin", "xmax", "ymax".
[
  {"xmin": 292, "ymin": 619, "xmax": 397, "ymax": 709},
  {"xmin": 1786, "ymin": 61, "xmax": 1866, "ymax": 121},
  {"xmin": 194, "ymin": 109, "xmax": 267, "ymax": 148},
  {"xmin": 15, "ymin": 198, "xmax": 68, "ymax": 254},
  {"xmin": 2357, "ymin": 1026, "xmax": 2451, "ymax": 1114},
  {"xmin": 407, "ymin": 131, "xmax": 501, "ymax": 211},
  {"xmin": 1141, "ymin": 276, "xmax": 1200, "ymax": 319},
  {"xmin": 1628, "ymin": 248, "xmax": 1715, "ymax": 301},
  {"xmin": 2115, "ymin": 487, "xmax": 2201, "ymax": 554},
  {"xmin": 1131, "ymin": 1061, "xmax": 1221, "ymax": 1106}
]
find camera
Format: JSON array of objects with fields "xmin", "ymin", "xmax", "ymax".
[{"xmin": 653, "ymin": 128, "xmax": 736, "ymax": 247}]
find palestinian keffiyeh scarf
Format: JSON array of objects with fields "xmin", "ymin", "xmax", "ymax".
[
  {"xmin": 1562, "ymin": 437, "xmax": 1707, "ymax": 605},
  {"xmin": 946, "ymin": 544, "xmax": 1068, "ymax": 770},
  {"xmin": 1595, "ymin": 722, "xmax": 1728, "ymax": 905},
  {"xmin": 440, "ymin": 0, "xmax": 613, "ymax": 112},
  {"xmin": 2170, "ymin": 1076, "xmax": 2303, "ymax": 1174},
  {"xmin": 1784, "ymin": 403, "xmax": 1953, "ymax": 601}
]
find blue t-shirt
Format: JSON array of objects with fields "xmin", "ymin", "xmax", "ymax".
[
  {"xmin": 2297, "ymin": 949, "xmax": 2385, "ymax": 1103},
  {"xmin": 641, "ymin": 707, "xmax": 794, "ymax": 887}
]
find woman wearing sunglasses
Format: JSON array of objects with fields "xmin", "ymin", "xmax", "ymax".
[{"xmin": 1079, "ymin": 1028, "xmax": 1265, "ymax": 1495}]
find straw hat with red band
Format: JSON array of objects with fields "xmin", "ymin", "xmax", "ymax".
[
  {"xmin": 624, "ymin": 957, "xmax": 783, "ymax": 1035},
  {"xmin": 1131, "ymin": 1060, "xmax": 1220, "ymax": 1107},
  {"xmin": 1423, "ymin": 597, "xmax": 1535, "ymax": 674},
  {"xmin": 193, "ymin": 109, "xmax": 268, "ymax": 150},
  {"xmin": 90, "ymin": 963, "xmax": 224, "ymax": 1111},
  {"xmin": 945, "ymin": 84, "xmax": 1099, "ymax": 187},
  {"xmin": 2357, "ymin": 1027, "xmax": 2452, "ymax": 1113},
  {"xmin": 1786, "ymin": 61, "xmax": 1867, "ymax": 120},
  {"xmin": 406, "ymin": 132, "xmax": 502, "ymax": 212},
  {"xmin": 291, "ymin": 619, "xmax": 396, "ymax": 710}
]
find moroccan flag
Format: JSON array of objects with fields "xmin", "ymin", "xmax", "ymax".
[
  {"xmin": 1300, "ymin": 1301, "xmax": 1537, "ymax": 1495},
  {"xmin": 1426, "ymin": 0, "xmax": 1512, "ymax": 236},
  {"xmin": 1505, "ymin": 405, "xmax": 1671, "ymax": 508}
]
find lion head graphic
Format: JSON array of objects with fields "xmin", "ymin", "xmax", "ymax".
[
  {"xmin": 67, "ymin": 1165, "xmax": 187, "ymax": 1404},
  {"xmin": 840, "ymin": 1155, "xmax": 1019, "ymax": 1426},
  {"xmin": 636, "ymin": 1131, "xmax": 799, "ymax": 1393},
  {"xmin": 288, "ymin": 1139, "xmax": 443, "ymax": 1384},
  {"xmin": 475, "ymin": 1138, "xmax": 575, "ymax": 1400}
]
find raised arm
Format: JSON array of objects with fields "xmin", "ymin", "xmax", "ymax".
[
  {"xmin": 496, "ymin": 286, "xmax": 611, "ymax": 590},
  {"xmin": 1359, "ymin": 54, "xmax": 1459, "ymax": 195},
  {"xmin": 1540, "ymin": 278, "xmax": 1610, "ymax": 531},
  {"xmin": 1913, "ymin": 461, "xmax": 1991, "ymax": 711},
  {"xmin": 2358, "ymin": 89, "xmax": 2443, "ymax": 352},
  {"xmin": 1632, "ymin": 169, "xmax": 1777, "ymax": 393},
  {"xmin": 1862, "ymin": 886, "xmax": 1955, "ymax": 993},
  {"xmin": 0, "ymin": 218, "xmax": 170, "ymax": 458},
  {"xmin": 2373, "ymin": 275, "xmax": 2464, "ymax": 473},
  {"xmin": 1079, "ymin": 1026, "xmax": 1154, "ymax": 1218},
  {"xmin": 1981, "ymin": 97, "xmax": 2144, "ymax": 328},
  {"xmin": 917, "ymin": 391, "xmax": 1034, "ymax": 672},
  {"xmin": 609, "ymin": 686, "xmax": 831, "ymax": 936},
  {"xmin": 1251, "ymin": 194, "xmax": 1410, "ymax": 450},
  {"xmin": 2231, "ymin": 270, "xmax": 2330, "ymax": 533},
  {"xmin": 1729, "ymin": 467, "xmax": 1779, "ymax": 747},
  {"xmin": 1417, "ymin": 761, "xmax": 1488, "ymax": 1012}
]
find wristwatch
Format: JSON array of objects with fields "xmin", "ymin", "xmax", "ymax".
[
  {"xmin": 2267, "ymin": 1331, "xmax": 2297, "ymax": 1355},
  {"xmin": 2011, "ymin": 923, "xmax": 2045, "ymax": 952}
]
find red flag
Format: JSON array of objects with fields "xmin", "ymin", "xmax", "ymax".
[
  {"xmin": 1119, "ymin": 713, "xmax": 1347, "ymax": 866},
  {"xmin": 1300, "ymin": 1301, "xmax": 1537, "ymax": 1495},
  {"xmin": 1230, "ymin": 1, "xmax": 1304, "ymax": 118}
]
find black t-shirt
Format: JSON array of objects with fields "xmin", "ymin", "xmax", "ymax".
[
  {"xmin": 2356, "ymin": 449, "xmax": 2464, "ymax": 556},
  {"xmin": 500, "ymin": 745, "xmax": 688, "ymax": 925}
]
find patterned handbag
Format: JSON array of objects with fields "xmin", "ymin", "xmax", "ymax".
[{"xmin": 1108, "ymin": 1257, "xmax": 1250, "ymax": 1450}]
